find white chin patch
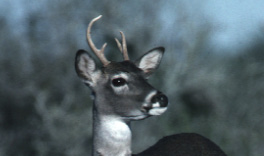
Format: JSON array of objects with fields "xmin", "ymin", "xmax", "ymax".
[{"xmin": 149, "ymin": 107, "xmax": 168, "ymax": 116}]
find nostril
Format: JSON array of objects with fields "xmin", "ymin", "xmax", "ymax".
[
  {"xmin": 158, "ymin": 94, "xmax": 168, "ymax": 107},
  {"xmin": 151, "ymin": 93, "xmax": 168, "ymax": 107}
]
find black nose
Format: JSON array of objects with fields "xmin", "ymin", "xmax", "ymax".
[{"xmin": 151, "ymin": 92, "xmax": 168, "ymax": 107}]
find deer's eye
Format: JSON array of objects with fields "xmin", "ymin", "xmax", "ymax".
[{"xmin": 112, "ymin": 78, "xmax": 127, "ymax": 87}]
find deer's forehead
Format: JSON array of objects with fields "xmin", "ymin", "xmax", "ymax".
[{"xmin": 102, "ymin": 61, "xmax": 143, "ymax": 76}]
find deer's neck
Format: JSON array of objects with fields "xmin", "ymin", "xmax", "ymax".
[{"xmin": 93, "ymin": 110, "xmax": 132, "ymax": 156}]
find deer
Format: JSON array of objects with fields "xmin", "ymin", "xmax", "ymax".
[{"xmin": 75, "ymin": 15, "xmax": 227, "ymax": 156}]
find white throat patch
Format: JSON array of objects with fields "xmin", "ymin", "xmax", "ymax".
[
  {"xmin": 99, "ymin": 115, "xmax": 131, "ymax": 142},
  {"xmin": 95, "ymin": 115, "xmax": 132, "ymax": 156}
]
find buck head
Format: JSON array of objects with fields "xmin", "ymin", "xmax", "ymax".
[{"xmin": 75, "ymin": 15, "xmax": 168, "ymax": 121}]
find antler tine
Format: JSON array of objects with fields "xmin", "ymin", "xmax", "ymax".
[
  {"xmin": 115, "ymin": 38, "xmax": 123, "ymax": 53},
  {"xmin": 120, "ymin": 31, "xmax": 129, "ymax": 60},
  {"xmin": 87, "ymin": 15, "xmax": 110, "ymax": 66},
  {"xmin": 115, "ymin": 31, "xmax": 129, "ymax": 61}
]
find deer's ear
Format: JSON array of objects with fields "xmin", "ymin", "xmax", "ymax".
[
  {"xmin": 136, "ymin": 47, "xmax": 165, "ymax": 76},
  {"xmin": 75, "ymin": 50, "xmax": 100, "ymax": 86}
]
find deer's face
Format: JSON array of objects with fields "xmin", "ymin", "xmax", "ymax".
[{"xmin": 75, "ymin": 47, "xmax": 168, "ymax": 121}]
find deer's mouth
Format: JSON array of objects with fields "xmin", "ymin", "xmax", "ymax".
[
  {"xmin": 148, "ymin": 107, "xmax": 168, "ymax": 116},
  {"xmin": 121, "ymin": 114, "xmax": 150, "ymax": 121}
]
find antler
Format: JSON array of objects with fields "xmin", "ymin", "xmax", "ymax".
[
  {"xmin": 87, "ymin": 15, "xmax": 110, "ymax": 66},
  {"xmin": 115, "ymin": 31, "xmax": 129, "ymax": 61}
]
